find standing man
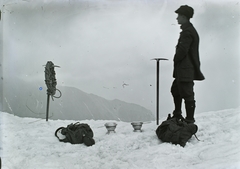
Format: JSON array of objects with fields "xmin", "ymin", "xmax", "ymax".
[{"xmin": 171, "ymin": 5, "xmax": 204, "ymax": 123}]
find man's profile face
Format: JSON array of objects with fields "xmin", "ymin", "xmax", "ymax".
[{"xmin": 176, "ymin": 14, "xmax": 188, "ymax": 25}]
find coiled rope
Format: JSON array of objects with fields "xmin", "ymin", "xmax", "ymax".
[{"xmin": 44, "ymin": 61, "xmax": 62, "ymax": 100}]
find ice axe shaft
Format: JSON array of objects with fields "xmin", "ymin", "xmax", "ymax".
[
  {"xmin": 46, "ymin": 94, "xmax": 50, "ymax": 121},
  {"xmin": 152, "ymin": 58, "xmax": 168, "ymax": 125}
]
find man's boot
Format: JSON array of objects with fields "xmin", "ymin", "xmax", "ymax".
[
  {"xmin": 185, "ymin": 100, "xmax": 196, "ymax": 123},
  {"xmin": 172, "ymin": 96, "xmax": 183, "ymax": 120}
]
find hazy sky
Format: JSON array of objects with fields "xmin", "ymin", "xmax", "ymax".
[{"xmin": 1, "ymin": 0, "xmax": 240, "ymax": 117}]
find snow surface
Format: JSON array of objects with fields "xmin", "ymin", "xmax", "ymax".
[{"xmin": 1, "ymin": 108, "xmax": 240, "ymax": 169}]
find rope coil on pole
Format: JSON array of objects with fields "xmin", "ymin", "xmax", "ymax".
[
  {"xmin": 44, "ymin": 61, "xmax": 61, "ymax": 121},
  {"xmin": 44, "ymin": 61, "xmax": 61, "ymax": 100}
]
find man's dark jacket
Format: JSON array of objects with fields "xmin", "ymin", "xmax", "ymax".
[{"xmin": 173, "ymin": 22, "xmax": 205, "ymax": 81}]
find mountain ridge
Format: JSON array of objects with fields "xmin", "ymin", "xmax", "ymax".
[
  {"xmin": 52, "ymin": 86, "xmax": 154, "ymax": 122},
  {"xmin": 3, "ymin": 84, "xmax": 154, "ymax": 122}
]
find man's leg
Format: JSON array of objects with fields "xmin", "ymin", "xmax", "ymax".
[
  {"xmin": 185, "ymin": 100, "xmax": 196, "ymax": 123},
  {"xmin": 173, "ymin": 95, "xmax": 182, "ymax": 114},
  {"xmin": 171, "ymin": 79, "xmax": 183, "ymax": 118},
  {"xmin": 181, "ymin": 81, "xmax": 195, "ymax": 123}
]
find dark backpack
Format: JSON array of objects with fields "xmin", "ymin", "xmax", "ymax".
[
  {"xmin": 156, "ymin": 117, "xmax": 198, "ymax": 147},
  {"xmin": 55, "ymin": 122, "xmax": 95, "ymax": 146}
]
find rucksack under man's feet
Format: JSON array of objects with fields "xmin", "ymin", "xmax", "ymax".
[
  {"xmin": 167, "ymin": 113, "xmax": 184, "ymax": 121},
  {"xmin": 173, "ymin": 114, "xmax": 185, "ymax": 121},
  {"xmin": 184, "ymin": 118, "xmax": 195, "ymax": 124}
]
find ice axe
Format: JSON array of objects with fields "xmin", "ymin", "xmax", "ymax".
[{"xmin": 151, "ymin": 58, "xmax": 168, "ymax": 125}]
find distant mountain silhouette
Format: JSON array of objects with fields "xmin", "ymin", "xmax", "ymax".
[
  {"xmin": 50, "ymin": 86, "xmax": 154, "ymax": 122},
  {"xmin": 4, "ymin": 85, "xmax": 154, "ymax": 122}
]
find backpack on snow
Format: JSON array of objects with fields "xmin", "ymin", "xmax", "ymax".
[
  {"xmin": 156, "ymin": 116, "xmax": 198, "ymax": 147},
  {"xmin": 55, "ymin": 122, "xmax": 95, "ymax": 146}
]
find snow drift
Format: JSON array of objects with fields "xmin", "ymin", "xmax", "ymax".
[{"xmin": 0, "ymin": 108, "xmax": 240, "ymax": 169}]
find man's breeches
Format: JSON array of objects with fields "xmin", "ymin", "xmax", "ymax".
[{"xmin": 171, "ymin": 79, "xmax": 195, "ymax": 101}]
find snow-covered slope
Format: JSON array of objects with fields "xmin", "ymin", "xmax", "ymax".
[{"xmin": 0, "ymin": 108, "xmax": 240, "ymax": 169}]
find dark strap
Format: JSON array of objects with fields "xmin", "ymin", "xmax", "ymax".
[
  {"xmin": 55, "ymin": 127, "xmax": 65, "ymax": 141},
  {"xmin": 194, "ymin": 134, "xmax": 200, "ymax": 141}
]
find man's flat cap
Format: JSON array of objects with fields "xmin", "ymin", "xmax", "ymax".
[{"xmin": 175, "ymin": 5, "xmax": 194, "ymax": 19}]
